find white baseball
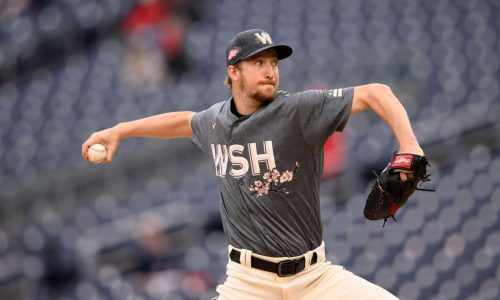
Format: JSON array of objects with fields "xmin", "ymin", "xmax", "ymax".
[{"xmin": 88, "ymin": 144, "xmax": 107, "ymax": 163}]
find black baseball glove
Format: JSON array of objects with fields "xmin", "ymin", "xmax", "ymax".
[{"xmin": 364, "ymin": 152, "xmax": 433, "ymax": 226}]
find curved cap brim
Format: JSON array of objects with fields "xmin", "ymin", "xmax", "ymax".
[{"xmin": 239, "ymin": 44, "xmax": 293, "ymax": 62}]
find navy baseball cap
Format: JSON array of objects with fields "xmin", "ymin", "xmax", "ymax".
[{"xmin": 226, "ymin": 29, "xmax": 293, "ymax": 66}]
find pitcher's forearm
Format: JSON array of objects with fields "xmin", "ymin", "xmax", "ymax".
[
  {"xmin": 116, "ymin": 111, "xmax": 195, "ymax": 140},
  {"xmin": 370, "ymin": 86, "xmax": 419, "ymax": 151},
  {"xmin": 354, "ymin": 84, "xmax": 422, "ymax": 155}
]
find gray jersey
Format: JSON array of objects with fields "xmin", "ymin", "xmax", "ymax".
[{"xmin": 191, "ymin": 88, "xmax": 353, "ymax": 257}]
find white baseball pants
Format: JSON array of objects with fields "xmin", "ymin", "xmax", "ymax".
[{"xmin": 214, "ymin": 242, "xmax": 399, "ymax": 300}]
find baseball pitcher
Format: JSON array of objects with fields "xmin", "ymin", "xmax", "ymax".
[{"xmin": 82, "ymin": 29, "xmax": 430, "ymax": 300}]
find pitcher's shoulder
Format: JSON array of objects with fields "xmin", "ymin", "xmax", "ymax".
[{"xmin": 276, "ymin": 89, "xmax": 327, "ymax": 103}]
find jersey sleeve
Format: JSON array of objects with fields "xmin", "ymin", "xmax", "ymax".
[
  {"xmin": 190, "ymin": 109, "xmax": 211, "ymax": 153},
  {"xmin": 190, "ymin": 101, "xmax": 224, "ymax": 153},
  {"xmin": 297, "ymin": 87, "xmax": 354, "ymax": 149}
]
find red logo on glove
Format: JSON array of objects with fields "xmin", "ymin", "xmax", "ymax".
[{"xmin": 391, "ymin": 154, "xmax": 413, "ymax": 169}]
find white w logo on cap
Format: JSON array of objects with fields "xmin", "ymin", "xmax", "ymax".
[{"xmin": 254, "ymin": 32, "xmax": 273, "ymax": 45}]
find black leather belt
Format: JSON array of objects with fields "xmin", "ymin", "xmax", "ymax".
[{"xmin": 229, "ymin": 249, "xmax": 318, "ymax": 277}]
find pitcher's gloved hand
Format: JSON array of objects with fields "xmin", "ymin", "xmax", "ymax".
[{"xmin": 364, "ymin": 152, "xmax": 433, "ymax": 226}]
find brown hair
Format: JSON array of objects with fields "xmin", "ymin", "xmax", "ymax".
[
  {"xmin": 223, "ymin": 75, "xmax": 232, "ymax": 90},
  {"xmin": 223, "ymin": 63, "xmax": 241, "ymax": 90}
]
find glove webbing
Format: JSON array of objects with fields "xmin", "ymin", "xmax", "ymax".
[{"xmin": 370, "ymin": 170, "xmax": 435, "ymax": 227}]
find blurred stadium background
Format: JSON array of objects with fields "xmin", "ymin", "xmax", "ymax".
[{"xmin": 0, "ymin": 0, "xmax": 499, "ymax": 299}]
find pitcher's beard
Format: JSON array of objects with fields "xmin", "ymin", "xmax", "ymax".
[
  {"xmin": 240, "ymin": 80, "xmax": 277, "ymax": 104},
  {"xmin": 251, "ymin": 89, "xmax": 276, "ymax": 103}
]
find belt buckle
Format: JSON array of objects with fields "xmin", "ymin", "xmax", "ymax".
[{"xmin": 277, "ymin": 259, "xmax": 301, "ymax": 277}]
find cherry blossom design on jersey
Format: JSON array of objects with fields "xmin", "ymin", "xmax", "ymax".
[{"xmin": 249, "ymin": 162, "xmax": 300, "ymax": 196}]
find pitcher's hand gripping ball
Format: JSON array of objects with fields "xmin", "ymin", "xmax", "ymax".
[
  {"xmin": 88, "ymin": 144, "xmax": 107, "ymax": 164},
  {"xmin": 364, "ymin": 152, "xmax": 432, "ymax": 226}
]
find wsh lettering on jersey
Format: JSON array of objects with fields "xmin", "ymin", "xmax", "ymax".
[{"xmin": 211, "ymin": 140, "xmax": 276, "ymax": 178}]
